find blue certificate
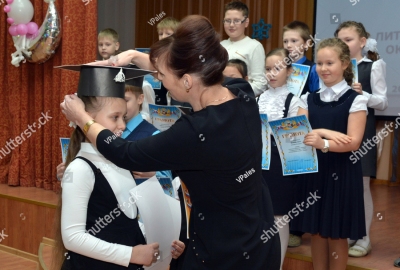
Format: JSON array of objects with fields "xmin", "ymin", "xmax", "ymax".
[
  {"xmin": 60, "ymin": 138, "xmax": 70, "ymax": 163},
  {"xmin": 351, "ymin": 58, "xmax": 358, "ymax": 83},
  {"xmin": 287, "ymin": 63, "xmax": 310, "ymax": 97},
  {"xmin": 149, "ymin": 104, "xmax": 182, "ymax": 131},
  {"xmin": 144, "ymin": 74, "xmax": 161, "ymax": 89},
  {"xmin": 260, "ymin": 114, "xmax": 271, "ymax": 170},
  {"xmin": 135, "ymin": 48, "xmax": 150, "ymax": 54},
  {"xmin": 268, "ymin": 115, "xmax": 318, "ymax": 175}
]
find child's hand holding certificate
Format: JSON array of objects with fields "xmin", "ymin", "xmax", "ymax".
[{"xmin": 268, "ymin": 115, "xmax": 318, "ymax": 175}]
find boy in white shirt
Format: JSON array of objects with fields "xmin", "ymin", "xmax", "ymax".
[{"xmin": 220, "ymin": 1, "xmax": 266, "ymax": 96}]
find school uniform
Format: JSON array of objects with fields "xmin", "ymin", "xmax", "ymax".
[
  {"xmin": 61, "ymin": 144, "xmax": 145, "ymax": 270},
  {"xmin": 357, "ymin": 57, "xmax": 388, "ymax": 177},
  {"xmin": 258, "ymin": 85, "xmax": 307, "ymax": 215},
  {"xmin": 292, "ymin": 80, "xmax": 368, "ymax": 239}
]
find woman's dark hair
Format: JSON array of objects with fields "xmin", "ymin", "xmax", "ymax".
[
  {"xmin": 150, "ymin": 15, "xmax": 228, "ymax": 87},
  {"xmin": 317, "ymin": 38, "xmax": 354, "ymax": 86}
]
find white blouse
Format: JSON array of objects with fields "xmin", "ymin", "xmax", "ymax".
[
  {"xmin": 358, "ymin": 57, "xmax": 388, "ymax": 111},
  {"xmin": 61, "ymin": 143, "xmax": 137, "ymax": 267},
  {"xmin": 301, "ymin": 79, "xmax": 368, "ymax": 113},
  {"xmin": 258, "ymin": 84, "xmax": 307, "ymax": 121}
]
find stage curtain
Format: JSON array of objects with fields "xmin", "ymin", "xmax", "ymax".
[{"xmin": 0, "ymin": 0, "xmax": 98, "ymax": 192}]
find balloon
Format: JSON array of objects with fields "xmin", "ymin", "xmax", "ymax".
[
  {"xmin": 23, "ymin": 0, "xmax": 62, "ymax": 64},
  {"xmin": 7, "ymin": 18, "xmax": 14, "ymax": 25},
  {"xmin": 7, "ymin": 0, "xmax": 34, "ymax": 25},
  {"xmin": 4, "ymin": 5, "xmax": 11, "ymax": 13},
  {"xmin": 9, "ymin": 25, "xmax": 18, "ymax": 36},
  {"xmin": 10, "ymin": 0, "xmax": 62, "ymax": 67},
  {"xmin": 6, "ymin": 0, "xmax": 14, "ymax": 4},
  {"xmin": 26, "ymin": 22, "xmax": 38, "ymax": 35},
  {"xmin": 16, "ymin": 24, "xmax": 28, "ymax": 35}
]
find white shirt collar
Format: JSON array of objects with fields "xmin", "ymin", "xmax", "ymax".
[
  {"xmin": 267, "ymin": 84, "xmax": 288, "ymax": 94},
  {"xmin": 358, "ymin": 56, "xmax": 372, "ymax": 64},
  {"xmin": 319, "ymin": 79, "xmax": 350, "ymax": 95},
  {"xmin": 78, "ymin": 142, "xmax": 109, "ymax": 163}
]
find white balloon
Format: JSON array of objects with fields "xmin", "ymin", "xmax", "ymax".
[{"xmin": 7, "ymin": 0, "xmax": 34, "ymax": 25}]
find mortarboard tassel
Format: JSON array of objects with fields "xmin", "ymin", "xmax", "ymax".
[{"xmin": 114, "ymin": 68, "xmax": 125, "ymax": 82}]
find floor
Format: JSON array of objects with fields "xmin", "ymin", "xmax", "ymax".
[{"xmin": 286, "ymin": 184, "xmax": 400, "ymax": 270}]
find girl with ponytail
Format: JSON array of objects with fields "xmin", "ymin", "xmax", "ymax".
[
  {"xmin": 335, "ymin": 21, "xmax": 388, "ymax": 258},
  {"xmin": 292, "ymin": 38, "xmax": 368, "ymax": 269}
]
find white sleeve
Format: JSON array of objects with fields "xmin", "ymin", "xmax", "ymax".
[
  {"xmin": 362, "ymin": 59, "xmax": 388, "ymax": 111},
  {"xmin": 288, "ymin": 96, "xmax": 308, "ymax": 117},
  {"xmin": 349, "ymin": 94, "xmax": 369, "ymax": 114},
  {"xmin": 300, "ymin": 92, "xmax": 310, "ymax": 109},
  {"xmin": 248, "ymin": 43, "xmax": 267, "ymax": 96},
  {"xmin": 61, "ymin": 159, "xmax": 133, "ymax": 267}
]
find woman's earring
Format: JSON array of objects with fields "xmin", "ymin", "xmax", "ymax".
[{"xmin": 185, "ymin": 81, "xmax": 191, "ymax": 93}]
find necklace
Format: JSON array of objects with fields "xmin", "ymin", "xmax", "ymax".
[{"xmin": 203, "ymin": 95, "xmax": 228, "ymax": 108}]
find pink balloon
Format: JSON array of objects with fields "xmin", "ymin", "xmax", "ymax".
[
  {"xmin": 6, "ymin": 0, "xmax": 14, "ymax": 3},
  {"xmin": 9, "ymin": 25, "xmax": 18, "ymax": 36},
  {"xmin": 7, "ymin": 18, "xmax": 14, "ymax": 25},
  {"xmin": 4, "ymin": 5, "xmax": 11, "ymax": 13},
  {"xmin": 26, "ymin": 22, "xmax": 38, "ymax": 35},
  {"xmin": 16, "ymin": 24, "xmax": 28, "ymax": 35}
]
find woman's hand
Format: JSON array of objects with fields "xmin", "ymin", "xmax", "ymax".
[
  {"xmin": 130, "ymin": 242, "xmax": 160, "ymax": 266},
  {"xmin": 352, "ymin": 82, "xmax": 363, "ymax": 94},
  {"xmin": 171, "ymin": 240, "xmax": 185, "ymax": 259},
  {"xmin": 57, "ymin": 162, "xmax": 66, "ymax": 180},
  {"xmin": 314, "ymin": 129, "xmax": 352, "ymax": 144},
  {"xmin": 303, "ymin": 131, "xmax": 324, "ymax": 149},
  {"xmin": 60, "ymin": 95, "xmax": 90, "ymax": 127},
  {"xmin": 132, "ymin": 171, "xmax": 156, "ymax": 179},
  {"xmin": 87, "ymin": 50, "xmax": 136, "ymax": 67}
]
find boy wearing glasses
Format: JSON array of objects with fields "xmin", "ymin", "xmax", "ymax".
[{"xmin": 220, "ymin": 1, "xmax": 266, "ymax": 96}]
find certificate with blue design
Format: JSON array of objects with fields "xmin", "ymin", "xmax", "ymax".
[
  {"xmin": 135, "ymin": 48, "xmax": 150, "ymax": 54},
  {"xmin": 60, "ymin": 138, "xmax": 70, "ymax": 163},
  {"xmin": 268, "ymin": 115, "xmax": 318, "ymax": 175},
  {"xmin": 351, "ymin": 58, "xmax": 358, "ymax": 83},
  {"xmin": 149, "ymin": 104, "xmax": 182, "ymax": 131},
  {"xmin": 144, "ymin": 74, "xmax": 161, "ymax": 89},
  {"xmin": 287, "ymin": 63, "xmax": 310, "ymax": 97},
  {"xmin": 260, "ymin": 114, "xmax": 271, "ymax": 170}
]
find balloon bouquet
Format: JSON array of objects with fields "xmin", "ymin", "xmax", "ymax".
[{"xmin": 3, "ymin": 0, "xmax": 62, "ymax": 67}]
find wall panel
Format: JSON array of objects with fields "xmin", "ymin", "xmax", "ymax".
[{"xmin": 135, "ymin": 0, "xmax": 315, "ymax": 59}]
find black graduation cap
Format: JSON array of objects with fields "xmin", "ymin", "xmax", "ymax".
[
  {"xmin": 55, "ymin": 65, "xmax": 154, "ymax": 98},
  {"xmin": 125, "ymin": 64, "xmax": 151, "ymax": 87}
]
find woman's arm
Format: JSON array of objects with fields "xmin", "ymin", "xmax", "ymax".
[
  {"xmin": 61, "ymin": 95, "xmax": 201, "ymax": 172},
  {"xmin": 87, "ymin": 50, "xmax": 155, "ymax": 70}
]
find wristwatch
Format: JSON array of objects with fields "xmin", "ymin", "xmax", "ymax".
[{"xmin": 321, "ymin": 139, "xmax": 329, "ymax": 153}]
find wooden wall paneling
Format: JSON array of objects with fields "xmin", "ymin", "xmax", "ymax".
[
  {"xmin": 135, "ymin": 0, "xmax": 316, "ymax": 58},
  {"xmin": 0, "ymin": 197, "xmax": 55, "ymax": 255}
]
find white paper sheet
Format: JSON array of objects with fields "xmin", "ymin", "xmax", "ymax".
[{"xmin": 129, "ymin": 176, "xmax": 181, "ymax": 270}]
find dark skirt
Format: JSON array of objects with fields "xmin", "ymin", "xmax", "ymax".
[
  {"xmin": 291, "ymin": 150, "xmax": 366, "ymax": 240},
  {"xmin": 261, "ymin": 138, "xmax": 298, "ymax": 215}
]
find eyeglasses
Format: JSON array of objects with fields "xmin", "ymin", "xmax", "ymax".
[{"xmin": 222, "ymin": 17, "xmax": 247, "ymax": 25}]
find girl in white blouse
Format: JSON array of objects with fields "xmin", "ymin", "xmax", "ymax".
[
  {"xmin": 54, "ymin": 95, "xmax": 184, "ymax": 269},
  {"xmin": 258, "ymin": 48, "xmax": 307, "ymax": 270},
  {"xmin": 335, "ymin": 21, "xmax": 388, "ymax": 257}
]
